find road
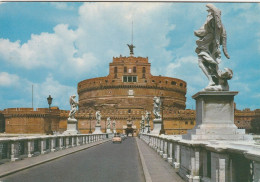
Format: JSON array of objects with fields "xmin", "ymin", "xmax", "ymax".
[{"xmin": 0, "ymin": 137, "xmax": 145, "ymax": 182}]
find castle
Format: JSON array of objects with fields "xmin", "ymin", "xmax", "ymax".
[{"xmin": 0, "ymin": 47, "xmax": 259, "ymax": 135}]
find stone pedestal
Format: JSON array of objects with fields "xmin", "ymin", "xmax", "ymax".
[
  {"xmin": 63, "ymin": 118, "xmax": 80, "ymax": 135},
  {"xmin": 106, "ymin": 128, "xmax": 112, "ymax": 133},
  {"xmin": 150, "ymin": 118, "xmax": 162, "ymax": 135},
  {"xmin": 183, "ymin": 91, "xmax": 253, "ymax": 140},
  {"xmin": 93, "ymin": 124, "xmax": 103, "ymax": 134},
  {"xmin": 144, "ymin": 124, "xmax": 150, "ymax": 133}
]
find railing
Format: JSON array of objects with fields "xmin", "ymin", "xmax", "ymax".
[
  {"xmin": 140, "ymin": 134, "xmax": 260, "ymax": 182},
  {"xmin": 0, "ymin": 133, "xmax": 113, "ymax": 163}
]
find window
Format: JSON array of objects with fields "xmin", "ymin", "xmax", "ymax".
[
  {"xmin": 191, "ymin": 121, "xmax": 194, "ymax": 125},
  {"xmin": 128, "ymin": 76, "xmax": 132, "ymax": 82},
  {"xmin": 142, "ymin": 73, "xmax": 145, "ymax": 78},
  {"xmin": 171, "ymin": 81, "xmax": 177, "ymax": 85},
  {"xmin": 124, "ymin": 67, "xmax": 127, "ymax": 73},
  {"xmin": 123, "ymin": 76, "xmax": 137, "ymax": 82},
  {"xmin": 114, "ymin": 74, "xmax": 117, "ymax": 78},
  {"xmin": 180, "ymin": 83, "xmax": 183, "ymax": 87},
  {"xmin": 142, "ymin": 67, "xmax": 146, "ymax": 73},
  {"xmin": 185, "ymin": 121, "xmax": 188, "ymax": 125},
  {"xmin": 133, "ymin": 67, "xmax": 136, "ymax": 73},
  {"xmin": 114, "ymin": 67, "xmax": 117, "ymax": 73}
]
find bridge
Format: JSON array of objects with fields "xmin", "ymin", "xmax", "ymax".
[{"xmin": 0, "ymin": 132, "xmax": 259, "ymax": 182}]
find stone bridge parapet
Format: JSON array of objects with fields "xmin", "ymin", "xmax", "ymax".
[
  {"xmin": 0, "ymin": 133, "xmax": 113, "ymax": 163},
  {"xmin": 140, "ymin": 134, "xmax": 260, "ymax": 182}
]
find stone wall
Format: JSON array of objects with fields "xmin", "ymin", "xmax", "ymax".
[
  {"xmin": 2, "ymin": 107, "xmax": 259, "ymax": 135},
  {"xmin": 3, "ymin": 108, "xmax": 60, "ymax": 134}
]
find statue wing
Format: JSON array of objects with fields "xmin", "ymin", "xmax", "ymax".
[{"xmin": 221, "ymin": 26, "xmax": 230, "ymax": 59}]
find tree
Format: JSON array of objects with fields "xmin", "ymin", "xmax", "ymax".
[{"xmin": 250, "ymin": 117, "xmax": 260, "ymax": 134}]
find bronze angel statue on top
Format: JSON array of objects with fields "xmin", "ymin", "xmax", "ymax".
[{"xmin": 195, "ymin": 4, "xmax": 233, "ymax": 91}]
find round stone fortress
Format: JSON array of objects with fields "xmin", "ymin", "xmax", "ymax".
[{"xmin": 77, "ymin": 50, "xmax": 187, "ymax": 135}]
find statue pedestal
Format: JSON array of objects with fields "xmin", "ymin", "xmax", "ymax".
[
  {"xmin": 183, "ymin": 91, "xmax": 253, "ymax": 140},
  {"xmin": 150, "ymin": 118, "xmax": 162, "ymax": 135},
  {"xmin": 106, "ymin": 128, "xmax": 112, "ymax": 133},
  {"xmin": 63, "ymin": 118, "xmax": 80, "ymax": 135},
  {"xmin": 93, "ymin": 124, "xmax": 103, "ymax": 134},
  {"xmin": 144, "ymin": 124, "xmax": 150, "ymax": 133}
]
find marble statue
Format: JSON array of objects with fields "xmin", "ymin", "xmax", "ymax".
[
  {"xmin": 141, "ymin": 115, "xmax": 145, "ymax": 131},
  {"xmin": 195, "ymin": 4, "xmax": 233, "ymax": 91},
  {"xmin": 95, "ymin": 111, "xmax": 101, "ymax": 125},
  {"xmin": 112, "ymin": 120, "xmax": 116, "ymax": 129},
  {"xmin": 153, "ymin": 97, "xmax": 161, "ymax": 119},
  {"xmin": 141, "ymin": 115, "xmax": 145, "ymax": 126},
  {"xmin": 145, "ymin": 111, "xmax": 151, "ymax": 125},
  {"xmin": 107, "ymin": 117, "xmax": 111, "ymax": 129},
  {"xmin": 68, "ymin": 95, "xmax": 78, "ymax": 120}
]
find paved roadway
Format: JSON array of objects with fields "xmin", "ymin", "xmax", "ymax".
[{"xmin": 0, "ymin": 137, "xmax": 145, "ymax": 182}]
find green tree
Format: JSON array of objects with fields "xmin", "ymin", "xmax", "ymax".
[{"xmin": 251, "ymin": 117, "xmax": 260, "ymax": 134}]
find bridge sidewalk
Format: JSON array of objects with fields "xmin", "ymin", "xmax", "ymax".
[
  {"xmin": 136, "ymin": 137, "xmax": 184, "ymax": 182},
  {"xmin": 0, "ymin": 139, "xmax": 111, "ymax": 178}
]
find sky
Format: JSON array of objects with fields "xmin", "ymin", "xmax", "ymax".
[{"xmin": 0, "ymin": 2, "xmax": 260, "ymax": 111}]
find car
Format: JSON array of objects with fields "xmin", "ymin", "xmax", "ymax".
[{"xmin": 112, "ymin": 133, "xmax": 122, "ymax": 143}]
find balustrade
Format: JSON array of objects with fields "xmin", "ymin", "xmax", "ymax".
[
  {"xmin": 140, "ymin": 133, "xmax": 260, "ymax": 182},
  {"xmin": 0, "ymin": 133, "xmax": 111, "ymax": 163}
]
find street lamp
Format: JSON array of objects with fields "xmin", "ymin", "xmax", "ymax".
[
  {"xmin": 147, "ymin": 112, "xmax": 151, "ymax": 133},
  {"xmin": 47, "ymin": 95, "xmax": 53, "ymax": 111},
  {"xmin": 160, "ymin": 95, "xmax": 165, "ymax": 135},
  {"xmin": 89, "ymin": 112, "xmax": 92, "ymax": 134},
  {"xmin": 105, "ymin": 118, "xmax": 107, "ymax": 133}
]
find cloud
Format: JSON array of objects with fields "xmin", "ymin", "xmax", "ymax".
[
  {"xmin": 1, "ymin": 3, "xmax": 260, "ymax": 110},
  {"xmin": 33, "ymin": 74, "xmax": 76, "ymax": 109},
  {"xmin": 50, "ymin": 2, "xmax": 74, "ymax": 11},
  {"xmin": 0, "ymin": 73, "xmax": 76, "ymax": 110},
  {"xmin": 0, "ymin": 72, "xmax": 19, "ymax": 87}
]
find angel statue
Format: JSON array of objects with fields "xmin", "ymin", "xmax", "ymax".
[
  {"xmin": 112, "ymin": 120, "xmax": 116, "ymax": 129},
  {"xmin": 68, "ymin": 95, "xmax": 78, "ymax": 120},
  {"xmin": 107, "ymin": 117, "xmax": 111, "ymax": 129},
  {"xmin": 141, "ymin": 115, "xmax": 145, "ymax": 126},
  {"xmin": 127, "ymin": 44, "xmax": 135, "ymax": 56},
  {"xmin": 95, "ymin": 111, "xmax": 101, "ymax": 125},
  {"xmin": 195, "ymin": 4, "xmax": 233, "ymax": 91},
  {"xmin": 153, "ymin": 97, "xmax": 161, "ymax": 119}
]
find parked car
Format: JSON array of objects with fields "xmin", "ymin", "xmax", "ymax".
[{"xmin": 112, "ymin": 133, "xmax": 122, "ymax": 143}]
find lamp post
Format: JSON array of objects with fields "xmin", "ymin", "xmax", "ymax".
[
  {"xmin": 179, "ymin": 119, "xmax": 180, "ymax": 135},
  {"xmin": 160, "ymin": 95, "xmax": 165, "ymax": 135},
  {"xmin": 147, "ymin": 112, "xmax": 151, "ymax": 133},
  {"xmin": 105, "ymin": 118, "xmax": 107, "ymax": 133},
  {"xmin": 89, "ymin": 112, "xmax": 92, "ymax": 134},
  {"xmin": 47, "ymin": 95, "xmax": 53, "ymax": 111}
]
